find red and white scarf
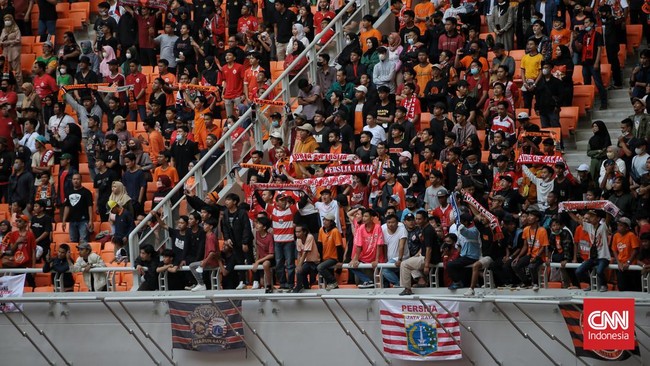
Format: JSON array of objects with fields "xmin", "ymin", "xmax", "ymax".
[
  {"xmin": 324, "ymin": 164, "xmax": 374, "ymax": 175},
  {"xmin": 40, "ymin": 150, "xmax": 54, "ymax": 167},
  {"xmin": 462, "ymin": 191, "xmax": 503, "ymax": 240},
  {"xmin": 558, "ymin": 200, "xmax": 621, "ymax": 217},
  {"xmin": 290, "ymin": 153, "xmax": 360, "ymax": 164},
  {"xmin": 516, "ymin": 154, "xmax": 565, "ymax": 165}
]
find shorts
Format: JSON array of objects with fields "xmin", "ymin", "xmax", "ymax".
[{"xmin": 478, "ymin": 256, "xmax": 493, "ymax": 268}]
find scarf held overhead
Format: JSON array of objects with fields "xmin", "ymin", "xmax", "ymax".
[
  {"xmin": 462, "ymin": 191, "xmax": 503, "ymax": 240},
  {"xmin": 516, "ymin": 154, "xmax": 565, "ymax": 165},
  {"xmin": 558, "ymin": 200, "xmax": 621, "ymax": 217},
  {"xmin": 324, "ymin": 164, "xmax": 374, "ymax": 175},
  {"xmin": 290, "ymin": 153, "xmax": 361, "ymax": 164}
]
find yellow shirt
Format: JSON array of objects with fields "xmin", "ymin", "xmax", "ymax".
[{"xmin": 521, "ymin": 53, "xmax": 542, "ymax": 81}]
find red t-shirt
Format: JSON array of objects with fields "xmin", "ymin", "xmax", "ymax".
[
  {"xmin": 136, "ymin": 14, "xmax": 156, "ymax": 48},
  {"xmin": 221, "ymin": 63, "xmax": 245, "ymax": 99},
  {"xmin": 33, "ymin": 74, "xmax": 58, "ymax": 99},
  {"xmin": 401, "ymin": 96, "xmax": 421, "ymax": 124},
  {"xmin": 255, "ymin": 231, "xmax": 275, "ymax": 259},
  {"xmin": 203, "ymin": 232, "xmax": 220, "ymax": 267},
  {"xmin": 0, "ymin": 91, "xmax": 18, "ymax": 108},
  {"xmin": 0, "ymin": 117, "xmax": 17, "ymax": 151},
  {"xmin": 105, "ymin": 73, "xmax": 126, "ymax": 103},
  {"xmin": 3, "ymin": 230, "xmax": 36, "ymax": 267},
  {"xmin": 237, "ymin": 15, "xmax": 259, "ymax": 35},
  {"xmin": 313, "ymin": 11, "xmax": 335, "ymax": 34},
  {"xmin": 126, "ymin": 72, "xmax": 148, "ymax": 106}
]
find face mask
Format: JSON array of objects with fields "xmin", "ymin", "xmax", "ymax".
[
  {"xmin": 551, "ymin": 230, "xmax": 561, "ymax": 235},
  {"xmin": 468, "ymin": 162, "xmax": 477, "ymax": 168},
  {"xmin": 345, "ymin": 39, "xmax": 351, "ymax": 45},
  {"xmin": 271, "ymin": 120, "xmax": 280, "ymax": 127},
  {"xmin": 584, "ymin": 26, "xmax": 592, "ymax": 32},
  {"xmin": 606, "ymin": 152, "xmax": 616, "ymax": 159},
  {"xmin": 0, "ymin": 87, "xmax": 6, "ymax": 92},
  {"xmin": 176, "ymin": 134, "xmax": 183, "ymax": 141},
  {"xmin": 13, "ymin": 163, "xmax": 19, "ymax": 170},
  {"xmin": 3, "ymin": 21, "xmax": 10, "ymax": 27},
  {"xmin": 407, "ymin": 38, "xmax": 414, "ymax": 45},
  {"xmin": 156, "ymin": 181, "xmax": 163, "ymax": 188},
  {"xmin": 102, "ymin": 52, "xmax": 108, "ymax": 58},
  {"xmin": 316, "ymin": 61, "xmax": 323, "ymax": 67},
  {"xmin": 542, "ymin": 68, "xmax": 550, "ymax": 75},
  {"xmin": 126, "ymin": 52, "xmax": 132, "ymax": 59},
  {"xmin": 531, "ymin": 17, "xmax": 538, "ymax": 22},
  {"xmin": 129, "ymin": 145, "xmax": 137, "ymax": 151},
  {"xmin": 59, "ymin": 68, "xmax": 66, "ymax": 74},
  {"xmin": 379, "ymin": 54, "xmax": 386, "ymax": 61},
  {"xmin": 636, "ymin": 148, "xmax": 644, "ymax": 155},
  {"xmin": 470, "ymin": 67, "xmax": 479, "ymax": 75}
]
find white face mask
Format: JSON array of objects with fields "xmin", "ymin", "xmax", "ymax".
[
  {"xmin": 59, "ymin": 68, "xmax": 66, "ymax": 74},
  {"xmin": 379, "ymin": 54, "xmax": 386, "ymax": 61},
  {"xmin": 176, "ymin": 134, "xmax": 183, "ymax": 141},
  {"xmin": 4, "ymin": 21, "xmax": 11, "ymax": 27},
  {"xmin": 126, "ymin": 52, "xmax": 132, "ymax": 59},
  {"xmin": 635, "ymin": 148, "xmax": 645, "ymax": 155},
  {"xmin": 102, "ymin": 52, "xmax": 108, "ymax": 58},
  {"xmin": 606, "ymin": 152, "xmax": 616, "ymax": 159},
  {"xmin": 542, "ymin": 68, "xmax": 550, "ymax": 75}
]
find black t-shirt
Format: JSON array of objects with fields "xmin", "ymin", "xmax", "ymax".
[
  {"xmin": 313, "ymin": 125, "xmax": 332, "ymax": 151},
  {"xmin": 185, "ymin": 227, "xmax": 206, "ymax": 263},
  {"xmin": 386, "ymin": 138, "xmax": 410, "ymax": 166},
  {"xmin": 553, "ymin": 178, "xmax": 573, "ymax": 203},
  {"xmin": 355, "ymin": 145, "xmax": 378, "ymax": 164},
  {"xmin": 338, "ymin": 123, "xmax": 355, "ymax": 148},
  {"xmin": 31, "ymin": 214, "xmax": 53, "ymax": 248},
  {"xmin": 104, "ymin": 148, "xmax": 122, "ymax": 178},
  {"xmin": 114, "ymin": 209, "xmax": 134, "ymax": 239},
  {"xmin": 38, "ymin": 0, "xmax": 57, "ymax": 21},
  {"xmin": 423, "ymin": 224, "xmax": 441, "ymax": 264},
  {"xmin": 170, "ymin": 140, "xmax": 200, "ymax": 178},
  {"xmin": 429, "ymin": 117, "xmax": 453, "ymax": 154},
  {"xmin": 75, "ymin": 71, "xmax": 101, "ymax": 99},
  {"xmin": 374, "ymin": 101, "xmax": 395, "ymax": 129},
  {"xmin": 451, "ymin": 95, "xmax": 477, "ymax": 113},
  {"xmin": 273, "ymin": 9, "xmax": 297, "ymax": 43},
  {"xmin": 94, "ymin": 169, "xmax": 119, "ymax": 207},
  {"xmin": 169, "ymin": 228, "xmax": 189, "ymax": 265},
  {"xmin": 65, "ymin": 187, "xmax": 93, "ymax": 222},
  {"xmin": 424, "ymin": 78, "xmax": 449, "ymax": 109},
  {"xmin": 149, "ymin": 92, "xmax": 168, "ymax": 113}
]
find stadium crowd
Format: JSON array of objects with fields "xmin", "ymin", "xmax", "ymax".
[{"xmin": 0, "ymin": 0, "xmax": 649, "ymax": 294}]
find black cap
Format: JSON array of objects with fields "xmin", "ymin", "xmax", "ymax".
[
  {"xmin": 542, "ymin": 137, "xmax": 555, "ymax": 146},
  {"xmin": 455, "ymin": 107, "xmax": 469, "ymax": 117},
  {"xmin": 498, "ymin": 174, "xmax": 513, "ymax": 183},
  {"xmin": 404, "ymin": 213, "xmax": 415, "ymax": 220},
  {"xmin": 79, "ymin": 56, "xmax": 90, "ymax": 65},
  {"xmin": 496, "ymin": 154, "xmax": 509, "ymax": 162}
]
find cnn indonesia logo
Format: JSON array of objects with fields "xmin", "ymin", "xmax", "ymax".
[{"xmin": 583, "ymin": 298, "xmax": 635, "ymax": 350}]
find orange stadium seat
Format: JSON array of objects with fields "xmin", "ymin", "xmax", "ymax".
[
  {"xmin": 559, "ymin": 106, "xmax": 579, "ymax": 138},
  {"xmin": 21, "ymin": 53, "xmax": 36, "ymax": 76},
  {"xmin": 626, "ymin": 24, "xmax": 642, "ymax": 53},
  {"xmin": 71, "ymin": 2, "xmax": 90, "ymax": 19},
  {"xmin": 573, "ymin": 85, "xmax": 595, "ymax": 117},
  {"xmin": 56, "ymin": 3, "xmax": 70, "ymax": 18}
]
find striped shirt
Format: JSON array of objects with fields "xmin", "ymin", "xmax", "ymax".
[
  {"xmin": 271, "ymin": 205, "xmax": 297, "ymax": 243},
  {"xmin": 491, "ymin": 115, "xmax": 515, "ymax": 137}
]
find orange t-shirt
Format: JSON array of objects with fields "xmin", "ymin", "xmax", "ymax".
[
  {"xmin": 460, "ymin": 56, "xmax": 489, "ymax": 73},
  {"xmin": 160, "ymin": 72, "xmax": 176, "ymax": 107},
  {"xmin": 192, "ymin": 107, "xmax": 211, "ymax": 150},
  {"xmin": 413, "ymin": 63, "xmax": 434, "ymax": 98},
  {"xmin": 318, "ymin": 227, "xmax": 343, "ymax": 261},
  {"xmin": 524, "ymin": 226, "xmax": 549, "ymax": 258},
  {"xmin": 147, "ymin": 129, "xmax": 165, "ymax": 158},
  {"xmin": 414, "ymin": 2, "xmax": 435, "ymax": 34},
  {"xmin": 360, "ymin": 28, "xmax": 382, "ymax": 53},
  {"xmin": 611, "ymin": 231, "xmax": 640, "ymax": 264},
  {"xmin": 153, "ymin": 165, "xmax": 180, "ymax": 186},
  {"xmin": 574, "ymin": 225, "xmax": 592, "ymax": 261},
  {"xmin": 549, "ymin": 28, "xmax": 571, "ymax": 59}
]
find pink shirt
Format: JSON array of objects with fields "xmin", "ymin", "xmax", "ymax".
[{"xmin": 353, "ymin": 220, "xmax": 385, "ymax": 263}]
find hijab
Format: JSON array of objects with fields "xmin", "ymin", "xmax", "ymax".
[
  {"xmin": 109, "ymin": 181, "xmax": 131, "ymax": 207},
  {"xmin": 364, "ymin": 37, "xmax": 379, "ymax": 57},
  {"xmin": 99, "ymin": 45, "xmax": 117, "ymax": 78},
  {"xmin": 293, "ymin": 23, "xmax": 307, "ymax": 42},
  {"xmin": 388, "ymin": 32, "xmax": 401, "ymax": 51},
  {"xmin": 588, "ymin": 120, "xmax": 612, "ymax": 150},
  {"xmin": 292, "ymin": 40, "xmax": 306, "ymax": 56},
  {"xmin": 157, "ymin": 175, "xmax": 172, "ymax": 192}
]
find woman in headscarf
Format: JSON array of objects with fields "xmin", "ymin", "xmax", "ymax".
[
  {"xmin": 0, "ymin": 220, "xmax": 11, "ymax": 243},
  {"xmin": 587, "ymin": 120, "xmax": 611, "ymax": 181},
  {"xmin": 50, "ymin": 122, "xmax": 82, "ymax": 170},
  {"xmin": 284, "ymin": 40, "xmax": 308, "ymax": 77},
  {"xmin": 286, "ymin": 23, "xmax": 309, "ymax": 58},
  {"xmin": 99, "ymin": 45, "xmax": 117, "ymax": 78},
  {"xmin": 335, "ymin": 32, "xmax": 360, "ymax": 67},
  {"xmin": 201, "ymin": 57, "xmax": 218, "ymax": 87},
  {"xmin": 121, "ymin": 45, "xmax": 140, "ymax": 77},
  {"xmin": 125, "ymin": 138, "xmax": 154, "ymax": 178},
  {"xmin": 109, "ymin": 181, "xmax": 134, "ymax": 218},
  {"xmin": 406, "ymin": 172, "xmax": 426, "ymax": 200},
  {"xmin": 387, "ymin": 32, "xmax": 403, "ymax": 71},
  {"xmin": 0, "ymin": 14, "xmax": 22, "ymax": 87},
  {"xmin": 552, "ymin": 45, "xmax": 574, "ymax": 106},
  {"xmin": 152, "ymin": 175, "xmax": 172, "ymax": 206},
  {"xmin": 361, "ymin": 36, "xmax": 379, "ymax": 76}
]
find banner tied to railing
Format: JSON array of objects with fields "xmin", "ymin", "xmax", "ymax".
[
  {"xmin": 516, "ymin": 154, "xmax": 565, "ymax": 165},
  {"xmin": 379, "ymin": 300, "xmax": 462, "ymax": 361},
  {"xmin": 250, "ymin": 175, "xmax": 355, "ymax": 195},
  {"xmin": 0, "ymin": 274, "xmax": 25, "ymax": 313},
  {"xmin": 558, "ymin": 200, "xmax": 621, "ymax": 217},
  {"xmin": 169, "ymin": 301, "xmax": 244, "ymax": 352}
]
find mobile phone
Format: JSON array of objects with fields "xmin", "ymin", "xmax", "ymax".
[{"xmin": 495, "ymin": 24, "xmax": 501, "ymax": 31}]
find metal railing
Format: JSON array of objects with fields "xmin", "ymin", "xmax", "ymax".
[{"xmin": 127, "ymin": 0, "xmax": 372, "ymax": 285}]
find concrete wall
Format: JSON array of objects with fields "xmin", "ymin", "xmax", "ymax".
[{"xmin": 0, "ymin": 289, "xmax": 647, "ymax": 366}]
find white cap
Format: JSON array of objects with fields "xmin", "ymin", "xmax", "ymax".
[
  {"xmin": 517, "ymin": 112, "xmax": 530, "ymax": 120},
  {"xmin": 354, "ymin": 85, "xmax": 368, "ymax": 94},
  {"xmin": 577, "ymin": 163, "xmax": 589, "ymax": 172},
  {"xmin": 399, "ymin": 151, "xmax": 412, "ymax": 160}
]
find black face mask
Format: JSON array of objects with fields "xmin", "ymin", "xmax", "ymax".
[{"xmin": 0, "ymin": 87, "xmax": 7, "ymax": 92}]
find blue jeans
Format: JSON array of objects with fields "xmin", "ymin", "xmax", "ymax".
[
  {"xmin": 349, "ymin": 267, "xmax": 373, "ymax": 283},
  {"xmin": 38, "ymin": 20, "xmax": 56, "ymax": 41},
  {"xmin": 382, "ymin": 258, "xmax": 400, "ymax": 286},
  {"xmin": 274, "ymin": 241, "xmax": 296, "ymax": 287},
  {"xmin": 582, "ymin": 64, "xmax": 607, "ymax": 105},
  {"xmin": 317, "ymin": 258, "xmax": 338, "ymax": 285},
  {"xmin": 128, "ymin": 106, "xmax": 147, "ymax": 122},
  {"xmin": 576, "ymin": 258, "xmax": 609, "ymax": 288},
  {"xmin": 69, "ymin": 220, "xmax": 89, "ymax": 243}
]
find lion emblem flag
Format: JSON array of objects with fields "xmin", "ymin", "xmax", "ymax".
[
  {"xmin": 169, "ymin": 301, "xmax": 245, "ymax": 352},
  {"xmin": 379, "ymin": 300, "xmax": 462, "ymax": 361}
]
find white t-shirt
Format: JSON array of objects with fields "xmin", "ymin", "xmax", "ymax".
[
  {"xmin": 315, "ymin": 200, "xmax": 341, "ymax": 231},
  {"xmin": 382, "ymin": 222, "xmax": 408, "ymax": 261},
  {"xmin": 363, "ymin": 124, "xmax": 387, "ymax": 145}
]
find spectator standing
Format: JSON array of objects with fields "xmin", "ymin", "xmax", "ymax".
[
  {"xmin": 62, "ymin": 173, "xmax": 93, "ymax": 243},
  {"xmin": 273, "ymin": 1, "xmax": 296, "ymax": 61},
  {"xmin": 317, "ymin": 214, "xmax": 344, "ymax": 290},
  {"xmin": 35, "ymin": 0, "xmax": 56, "ymax": 42},
  {"xmin": 488, "ymin": 0, "xmax": 516, "ymax": 50},
  {"xmin": 348, "ymin": 208, "xmax": 385, "ymax": 288},
  {"xmin": 93, "ymin": 155, "xmax": 118, "ymax": 222},
  {"xmin": 520, "ymin": 39, "xmax": 543, "ymax": 109},
  {"xmin": 575, "ymin": 16, "xmax": 608, "ymax": 110},
  {"xmin": 170, "ymin": 125, "xmax": 200, "ymax": 178},
  {"xmin": 512, "ymin": 210, "xmax": 548, "ymax": 290},
  {"xmin": 575, "ymin": 210, "xmax": 611, "ymax": 292},
  {"xmin": 121, "ymin": 153, "xmax": 147, "ymax": 215},
  {"xmin": 221, "ymin": 193, "xmax": 254, "ymax": 290},
  {"xmin": 8, "ymin": 155, "xmax": 34, "ymax": 206},
  {"xmin": 270, "ymin": 193, "xmax": 299, "ymax": 290},
  {"xmin": 293, "ymin": 224, "xmax": 319, "ymax": 292},
  {"xmin": 611, "ymin": 217, "xmax": 640, "ymax": 291},
  {"xmin": 534, "ymin": 62, "xmax": 562, "ymax": 128},
  {"xmin": 153, "ymin": 22, "xmax": 179, "ymax": 72},
  {"xmin": 221, "ymin": 50, "xmax": 245, "ymax": 117},
  {"xmin": 1, "ymin": 214, "xmax": 36, "ymax": 268},
  {"xmin": 32, "ymin": 61, "xmax": 58, "ymax": 101},
  {"xmin": 1, "ymin": 15, "xmax": 22, "ymax": 87}
]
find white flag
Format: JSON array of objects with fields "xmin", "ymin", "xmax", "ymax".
[
  {"xmin": 379, "ymin": 300, "xmax": 462, "ymax": 361},
  {"xmin": 0, "ymin": 274, "xmax": 26, "ymax": 313}
]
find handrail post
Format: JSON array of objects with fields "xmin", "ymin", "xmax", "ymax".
[
  {"xmin": 224, "ymin": 136, "xmax": 234, "ymax": 186},
  {"xmin": 309, "ymin": 46, "xmax": 318, "ymax": 85},
  {"xmin": 162, "ymin": 200, "xmax": 173, "ymax": 235},
  {"xmin": 281, "ymin": 74, "xmax": 291, "ymax": 105},
  {"xmin": 335, "ymin": 16, "xmax": 345, "ymax": 56},
  {"xmin": 194, "ymin": 165, "xmax": 205, "ymax": 199},
  {"xmin": 361, "ymin": 1, "xmax": 369, "ymax": 17}
]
